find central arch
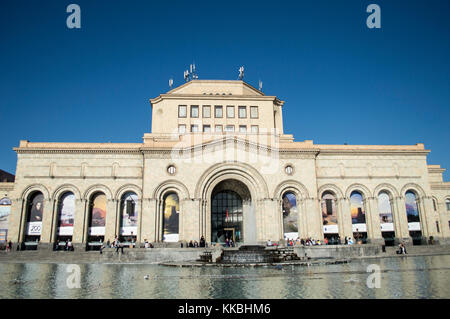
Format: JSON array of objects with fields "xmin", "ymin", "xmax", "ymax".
[
  {"xmin": 196, "ymin": 162, "xmax": 268, "ymax": 244},
  {"xmin": 210, "ymin": 179, "xmax": 251, "ymax": 244}
]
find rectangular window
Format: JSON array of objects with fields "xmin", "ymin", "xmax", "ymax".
[
  {"xmin": 238, "ymin": 106, "xmax": 247, "ymax": 118},
  {"xmin": 250, "ymin": 106, "xmax": 259, "ymax": 118},
  {"xmin": 225, "ymin": 125, "xmax": 235, "ymax": 132},
  {"xmin": 446, "ymin": 201, "xmax": 450, "ymax": 211},
  {"xmin": 202, "ymin": 105, "xmax": 211, "ymax": 118},
  {"xmin": 203, "ymin": 125, "xmax": 211, "ymax": 133},
  {"xmin": 326, "ymin": 199, "xmax": 333, "ymax": 216},
  {"xmin": 178, "ymin": 125, "xmax": 186, "ymax": 134},
  {"xmin": 227, "ymin": 106, "xmax": 235, "ymax": 118},
  {"xmin": 178, "ymin": 105, "xmax": 187, "ymax": 118},
  {"xmin": 215, "ymin": 105, "xmax": 223, "ymax": 118},
  {"xmin": 239, "ymin": 125, "xmax": 247, "ymax": 133},
  {"xmin": 190, "ymin": 105, "xmax": 199, "ymax": 118},
  {"xmin": 436, "ymin": 221, "xmax": 440, "ymax": 233},
  {"xmin": 191, "ymin": 125, "xmax": 199, "ymax": 133},
  {"xmin": 126, "ymin": 201, "xmax": 135, "ymax": 217},
  {"xmin": 251, "ymin": 125, "xmax": 259, "ymax": 133},
  {"xmin": 215, "ymin": 125, "xmax": 223, "ymax": 132}
]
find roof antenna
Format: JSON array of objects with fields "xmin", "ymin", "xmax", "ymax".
[
  {"xmin": 191, "ymin": 62, "xmax": 198, "ymax": 80},
  {"xmin": 258, "ymin": 79, "xmax": 263, "ymax": 91},
  {"xmin": 169, "ymin": 78, "xmax": 173, "ymax": 89},
  {"xmin": 238, "ymin": 66, "xmax": 244, "ymax": 80}
]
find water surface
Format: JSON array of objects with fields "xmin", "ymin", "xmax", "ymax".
[{"xmin": 0, "ymin": 255, "xmax": 449, "ymax": 299}]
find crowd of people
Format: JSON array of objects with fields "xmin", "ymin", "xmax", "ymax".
[
  {"xmin": 181, "ymin": 236, "xmax": 207, "ymax": 248},
  {"xmin": 266, "ymin": 236, "xmax": 359, "ymax": 247},
  {"xmin": 53, "ymin": 239, "xmax": 74, "ymax": 251}
]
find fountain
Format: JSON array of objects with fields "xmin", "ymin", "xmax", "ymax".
[{"xmin": 221, "ymin": 245, "xmax": 276, "ymax": 264}]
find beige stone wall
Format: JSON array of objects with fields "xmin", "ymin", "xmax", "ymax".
[
  {"xmin": 150, "ymin": 80, "xmax": 283, "ymax": 136},
  {"xmin": 7, "ymin": 136, "xmax": 450, "ymax": 246},
  {"xmin": 5, "ymin": 81, "xmax": 450, "ymax": 247}
]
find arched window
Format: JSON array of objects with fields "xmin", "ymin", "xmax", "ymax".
[
  {"xmin": 88, "ymin": 192, "xmax": 106, "ymax": 237},
  {"xmin": 25, "ymin": 192, "xmax": 44, "ymax": 238},
  {"xmin": 162, "ymin": 193, "xmax": 179, "ymax": 242},
  {"xmin": 0, "ymin": 197, "xmax": 12, "ymax": 242},
  {"xmin": 282, "ymin": 192, "xmax": 298, "ymax": 240},
  {"xmin": 321, "ymin": 191, "xmax": 338, "ymax": 235},
  {"xmin": 350, "ymin": 191, "xmax": 367, "ymax": 242},
  {"xmin": 405, "ymin": 190, "xmax": 422, "ymax": 244},
  {"xmin": 446, "ymin": 199, "xmax": 450, "ymax": 211},
  {"xmin": 405, "ymin": 191, "xmax": 421, "ymax": 223},
  {"xmin": 350, "ymin": 191, "xmax": 366, "ymax": 225},
  {"xmin": 378, "ymin": 192, "xmax": 393, "ymax": 224},
  {"xmin": 120, "ymin": 192, "xmax": 138, "ymax": 239},
  {"xmin": 378, "ymin": 191, "xmax": 396, "ymax": 245},
  {"xmin": 57, "ymin": 192, "xmax": 75, "ymax": 237},
  {"xmin": 432, "ymin": 198, "xmax": 438, "ymax": 212}
]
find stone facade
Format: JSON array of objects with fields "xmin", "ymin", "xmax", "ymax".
[{"xmin": 4, "ymin": 80, "xmax": 450, "ymax": 249}]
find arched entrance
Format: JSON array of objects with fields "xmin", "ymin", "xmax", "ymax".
[{"xmin": 210, "ymin": 179, "xmax": 252, "ymax": 245}]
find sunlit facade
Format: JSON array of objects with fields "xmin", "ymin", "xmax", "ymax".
[{"xmin": 2, "ymin": 80, "xmax": 450, "ymax": 249}]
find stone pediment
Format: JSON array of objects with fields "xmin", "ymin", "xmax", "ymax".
[{"xmin": 166, "ymin": 80, "xmax": 264, "ymax": 96}]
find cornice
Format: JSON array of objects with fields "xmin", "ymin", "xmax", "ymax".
[
  {"xmin": 317, "ymin": 149, "xmax": 430, "ymax": 156},
  {"xmin": 150, "ymin": 94, "xmax": 278, "ymax": 104}
]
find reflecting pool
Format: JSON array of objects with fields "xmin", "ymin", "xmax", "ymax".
[{"xmin": 0, "ymin": 255, "xmax": 449, "ymax": 299}]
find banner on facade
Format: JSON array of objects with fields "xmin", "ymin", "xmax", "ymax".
[
  {"xmin": 58, "ymin": 226, "xmax": 74, "ymax": 236},
  {"xmin": 408, "ymin": 222, "xmax": 421, "ymax": 231},
  {"xmin": 380, "ymin": 223, "xmax": 394, "ymax": 232},
  {"xmin": 352, "ymin": 223, "xmax": 367, "ymax": 232},
  {"xmin": 323, "ymin": 225, "xmax": 338, "ymax": 234},
  {"xmin": 89, "ymin": 227, "xmax": 105, "ymax": 236},
  {"xmin": 120, "ymin": 226, "xmax": 137, "ymax": 236},
  {"xmin": 27, "ymin": 222, "xmax": 42, "ymax": 235}
]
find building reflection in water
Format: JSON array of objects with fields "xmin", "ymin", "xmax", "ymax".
[{"xmin": 0, "ymin": 255, "xmax": 449, "ymax": 299}]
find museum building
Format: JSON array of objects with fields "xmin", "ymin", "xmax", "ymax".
[{"xmin": 1, "ymin": 80, "xmax": 450, "ymax": 250}]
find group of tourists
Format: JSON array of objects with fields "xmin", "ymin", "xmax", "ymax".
[
  {"xmin": 266, "ymin": 235, "xmax": 360, "ymax": 247},
  {"xmin": 53, "ymin": 239, "xmax": 74, "ymax": 251},
  {"xmin": 182, "ymin": 236, "xmax": 207, "ymax": 248}
]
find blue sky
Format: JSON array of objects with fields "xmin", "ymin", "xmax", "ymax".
[{"xmin": 0, "ymin": 0, "xmax": 449, "ymax": 180}]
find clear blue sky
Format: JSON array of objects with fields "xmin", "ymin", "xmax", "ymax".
[{"xmin": 1, "ymin": 0, "xmax": 449, "ymax": 180}]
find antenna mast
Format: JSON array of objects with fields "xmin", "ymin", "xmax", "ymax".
[{"xmin": 238, "ymin": 66, "xmax": 244, "ymax": 80}]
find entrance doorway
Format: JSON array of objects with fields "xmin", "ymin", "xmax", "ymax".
[
  {"xmin": 211, "ymin": 190, "xmax": 243, "ymax": 243},
  {"xmin": 210, "ymin": 179, "xmax": 251, "ymax": 244}
]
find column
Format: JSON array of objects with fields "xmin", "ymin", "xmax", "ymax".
[
  {"xmin": 7, "ymin": 198, "xmax": 25, "ymax": 245},
  {"xmin": 140, "ymin": 198, "xmax": 156, "ymax": 242},
  {"xmin": 305, "ymin": 197, "xmax": 323, "ymax": 240},
  {"xmin": 40, "ymin": 198, "xmax": 55, "ymax": 246},
  {"xmin": 438, "ymin": 202, "xmax": 450, "ymax": 243},
  {"xmin": 136, "ymin": 198, "xmax": 143, "ymax": 244},
  {"xmin": 260, "ymin": 199, "xmax": 281, "ymax": 242},
  {"xmin": 104, "ymin": 199, "xmax": 117, "ymax": 243},
  {"xmin": 180, "ymin": 198, "xmax": 201, "ymax": 242},
  {"xmin": 393, "ymin": 196, "xmax": 412, "ymax": 244},
  {"xmin": 338, "ymin": 197, "xmax": 353, "ymax": 240},
  {"xmin": 297, "ymin": 199, "xmax": 308, "ymax": 240},
  {"xmin": 72, "ymin": 198, "xmax": 86, "ymax": 246},
  {"xmin": 421, "ymin": 196, "xmax": 438, "ymax": 241},
  {"xmin": 366, "ymin": 197, "xmax": 383, "ymax": 244}
]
